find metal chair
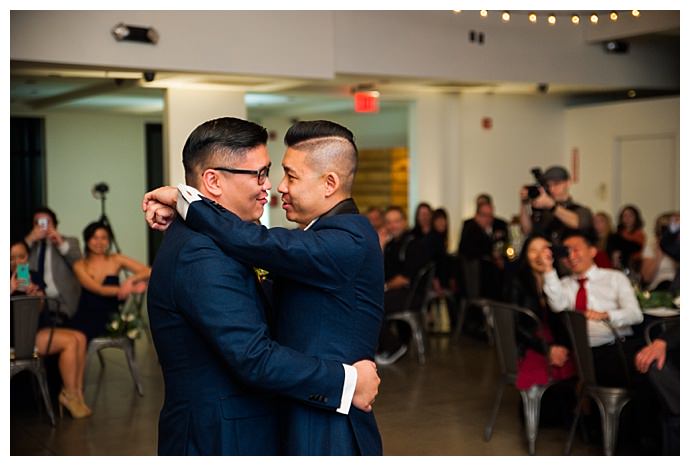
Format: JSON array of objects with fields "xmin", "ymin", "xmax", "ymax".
[
  {"xmin": 454, "ymin": 255, "xmax": 494, "ymax": 344},
  {"xmin": 561, "ymin": 310, "xmax": 632, "ymax": 456},
  {"xmin": 86, "ymin": 292, "xmax": 145, "ymax": 396},
  {"xmin": 10, "ymin": 295, "xmax": 61, "ymax": 426},
  {"xmin": 483, "ymin": 300, "xmax": 568, "ymax": 455},
  {"xmin": 644, "ymin": 317, "xmax": 679, "ymax": 345},
  {"xmin": 386, "ymin": 263, "xmax": 436, "ymax": 364}
]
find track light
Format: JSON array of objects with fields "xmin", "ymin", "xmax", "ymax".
[
  {"xmin": 632, "ymin": 10, "xmax": 641, "ymax": 17},
  {"xmin": 548, "ymin": 14, "xmax": 556, "ymax": 25},
  {"xmin": 480, "ymin": 10, "xmax": 488, "ymax": 18},
  {"xmin": 111, "ymin": 22, "xmax": 159, "ymax": 44},
  {"xmin": 590, "ymin": 13, "xmax": 599, "ymax": 24},
  {"xmin": 571, "ymin": 14, "xmax": 580, "ymax": 25},
  {"xmin": 501, "ymin": 11, "xmax": 510, "ymax": 22},
  {"xmin": 610, "ymin": 11, "xmax": 619, "ymax": 21},
  {"xmin": 528, "ymin": 12, "xmax": 537, "ymax": 23}
]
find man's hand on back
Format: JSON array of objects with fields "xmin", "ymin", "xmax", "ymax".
[
  {"xmin": 142, "ymin": 186, "xmax": 179, "ymax": 231},
  {"xmin": 352, "ymin": 359, "xmax": 380, "ymax": 412}
]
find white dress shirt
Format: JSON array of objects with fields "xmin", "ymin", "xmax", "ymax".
[
  {"xmin": 176, "ymin": 184, "xmax": 357, "ymax": 414},
  {"xmin": 543, "ymin": 265, "xmax": 643, "ymax": 347}
]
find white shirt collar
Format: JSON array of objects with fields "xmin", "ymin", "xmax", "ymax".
[{"xmin": 303, "ymin": 217, "xmax": 319, "ymax": 231}]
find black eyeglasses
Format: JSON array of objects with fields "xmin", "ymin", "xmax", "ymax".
[{"xmin": 212, "ymin": 165, "xmax": 270, "ymax": 185}]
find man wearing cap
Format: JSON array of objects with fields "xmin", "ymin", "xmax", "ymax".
[{"xmin": 519, "ymin": 165, "xmax": 593, "ymax": 250}]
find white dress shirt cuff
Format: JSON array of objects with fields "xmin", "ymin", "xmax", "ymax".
[
  {"xmin": 176, "ymin": 184, "xmax": 203, "ymax": 221},
  {"xmin": 57, "ymin": 240, "xmax": 71, "ymax": 255},
  {"xmin": 336, "ymin": 363, "xmax": 357, "ymax": 415}
]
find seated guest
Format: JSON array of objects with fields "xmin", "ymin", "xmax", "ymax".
[
  {"xmin": 641, "ymin": 212, "xmax": 679, "ymax": 292},
  {"xmin": 635, "ymin": 323, "xmax": 679, "ymax": 455},
  {"xmin": 430, "ymin": 208, "xmax": 456, "ymax": 294},
  {"xmin": 541, "ymin": 229, "xmax": 644, "ymax": 387},
  {"xmin": 69, "ymin": 221, "xmax": 151, "ymax": 341},
  {"xmin": 592, "ymin": 211, "xmax": 615, "ymax": 268},
  {"xmin": 614, "ymin": 204, "xmax": 646, "ymax": 272},
  {"xmin": 505, "ymin": 235, "xmax": 575, "ymax": 391},
  {"xmin": 365, "ymin": 206, "xmax": 389, "ymax": 250},
  {"xmin": 10, "ymin": 239, "xmax": 91, "ymax": 419},
  {"xmin": 458, "ymin": 200, "xmax": 507, "ymax": 300},
  {"xmin": 376, "ymin": 206, "xmax": 431, "ymax": 365},
  {"xmin": 24, "ymin": 206, "xmax": 82, "ymax": 319},
  {"xmin": 411, "ymin": 202, "xmax": 434, "ymax": 240}
]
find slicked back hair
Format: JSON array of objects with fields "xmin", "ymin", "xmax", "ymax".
[
  {"xmin": 182, "ymin": 117, "xmax": 268, "ymax": 187},
  {"xmin": 284, "ymin": 120, "xmax": 358, "ymax": 193}
]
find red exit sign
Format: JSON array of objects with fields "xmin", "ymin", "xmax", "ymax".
[{"xmin": 354, "ymin": 91, "xmax": 379, "ymax": 113}]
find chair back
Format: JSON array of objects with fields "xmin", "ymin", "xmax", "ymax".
[
  {"xmin": 11, "ymin": 296, "xmax": 59, "ymax": 360},
  {"xmin": 402, "ymin": 262, "xmax": 436, "ymax": 312},
  {"xmin": 559, "ymin": 310, "xmax": 599, "ymax": 387},
  {"xmin": 458, "ymin": 255, "xmax": 481, "ymax": 299},
  {"xmin": 488, "ymin": 301, "xmax": 545, "ymax": 379},
  {"xmin": 644, "ymin": 317, "xmax": 679, "ymax": 345}
]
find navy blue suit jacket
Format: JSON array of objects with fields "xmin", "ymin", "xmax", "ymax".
[
  {"xmin": 147, "ymin": 219, "xmax": 346, "ymax": 455},
  {"xmin": 185, "ymin": 197, "xmax": 385, "ymax": 455}
]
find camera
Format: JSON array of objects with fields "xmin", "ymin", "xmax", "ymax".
[
  {"xmin": 37, "ymin": 217, "xmax": 48, "ymax": 230},
  {"xmin": 523, "ymin": 168, "xmax": 546, "ymax": 200}
]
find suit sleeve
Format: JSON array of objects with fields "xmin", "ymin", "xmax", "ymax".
[
  {"xmin": 174, "ymin": 235, "xmax": 345, "ymax": 411},
  {"xmin": 185, "ymin": 199, "xmax": 365, "ymax": 290}
]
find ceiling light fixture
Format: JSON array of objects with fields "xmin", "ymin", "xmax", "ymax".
[
  {"xmin": 548, "ymin": 14, "xmax": 556, "ymax": 25},
  {"xmin": 590, "ymin": 13, "xmax": 599, "ymax": 24},
  {"xmin": 610, "ymin": 11, "xmax": 619, "ymax": 21},
  {"xmin": 528, "ymin": 12, "xmax": 537, "ymax": 23},
  {"xmin": 480, "ymin": 10, "xmax": 488, "ymax": 18},
  {"xmin": 501, "ymin": 11, "xmax": 510, "ymax": 22},
  {"xmin": 632, "ymin": 10, "xmax": 641, "ymax": 17},
  {"xmin": 111, "ymin": 22, "xmax": 159, "ymax": 44},
  {"xmin": 571, "ymin": 14, "xmax": 580, "ymax": 25}
]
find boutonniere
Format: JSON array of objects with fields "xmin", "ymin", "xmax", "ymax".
[{"xmin": 254, "ymin": 267, "xmax": 269, "ymax": 282}]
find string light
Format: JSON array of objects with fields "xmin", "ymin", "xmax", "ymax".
[
  {"xmin": 632, "ymin": 10, "xmax": 641, "ymax": 17},
  {"xmin": 610, "ymin": 11, "xmax": 618, "ymax": 21},
  {"xmin": 454, "ymin": 11, "xmax": 641, "ymax": 25},
  {"xmin": 501, "ymin": 11, "xmax": 510, "ymax": 22},
  {"xmin": 452, "ymin": 10, "xmax": 461, "ymax": 14},
  {"xmin": 590, "ymin": 13, "xmax": 599, "ymax": 24},
  {"xmin": 571, "ymin": 14, "xmax": 580, "ymax": 25},
  {"xmin": 480, "ymin": 10, "xmax": 488, "ymax": 18},
  {"xmin": 548, "ymin": 14, "xmax": 556, "ymax": 25},
  {"xmin": 528, "ymin": 12, "xmax": 537, "ymax": 23}
]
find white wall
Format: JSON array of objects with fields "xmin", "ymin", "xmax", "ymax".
[
  {"xmin": 564, "ymin": 96, "xmax": 680, "ymax": 235},
  {"xmin": 38, "ymin": 111, "xmax": 154, "ymax": 263}
]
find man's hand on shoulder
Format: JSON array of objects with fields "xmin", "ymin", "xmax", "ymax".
[
  {"xmin": 142, "ymin": 186, "xmax": 178, "ymax": 231},
  {"xmin": 352, "ymin": 359, "xmax": 380, "ymax": 413}
]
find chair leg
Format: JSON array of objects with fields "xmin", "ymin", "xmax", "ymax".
[
  {"xmin": 564, "ymin": 392, "xmax": 586, "ymax": 455},
  {"xmin": 33, "ymin": 365, "xmax": 56, "ymax": 426},
  {"xmin": 407, "ymin": 315, "xmax": 426, "ymax": 365},
  {"xmin": 520, "ymin": 385, "xmax": 548, "ymax": 455},
  {"xmin": 123, "ymin": 339, "xmax": 144, "ymax": 396},
  {"xmin": 592, "ymin": 394, "xmax": 631, "ymax": 456},
  {"xmin": 484, "ymin": 379, "xmax": 506, "ymax": 441},
  {"xmin": 454, "ymin": 298, "xmax": 467, "ymax": 341}
]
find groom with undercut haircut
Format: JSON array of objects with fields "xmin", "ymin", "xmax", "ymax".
[{"xmin": 144, "ymin": 120, "xmax": 385, "ymax": 455}]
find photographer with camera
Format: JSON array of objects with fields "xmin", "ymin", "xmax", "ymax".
[
  {"xmin": 520, "ymin": 166, "xmax": 593, "ymax": 256},
  {"xmin": 24, "ymin": 206, "xmax": 83, "ymax": 319}
]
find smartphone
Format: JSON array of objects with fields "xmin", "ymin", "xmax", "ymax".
[
  {"xmin": 37, "ymin": 217, "xmax": 48, "ymax": 230},
  {"xmin": 16, "ymin": 263, "xmax": 31, "ymax": 289}
]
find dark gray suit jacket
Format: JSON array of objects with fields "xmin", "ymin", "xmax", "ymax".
[{"xmin": 28, "ymin": 236, "xmax": 82, "ymax": 317}]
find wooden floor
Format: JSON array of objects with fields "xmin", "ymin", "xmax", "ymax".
[{"xmin": 11, "ymin": 330, "xmax": 602, "ymax": 456}]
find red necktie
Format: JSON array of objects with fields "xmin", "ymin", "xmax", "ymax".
[{"xmin": 575, "ymin": 277, "xmax": 588, "ymax": 312}]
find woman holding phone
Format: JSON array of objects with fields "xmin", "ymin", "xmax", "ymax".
[{"xmin": 10, "ymin": 239, "xmax": 92, "ymax": 419}]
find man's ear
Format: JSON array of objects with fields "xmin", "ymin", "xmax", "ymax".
[
  {"xmin": 323, "ymin": 171, "xmax": 341, "ymax": 197},
  {"xmin": 201, "ymin": 169, "xmax": 223, "ymax": 197}
]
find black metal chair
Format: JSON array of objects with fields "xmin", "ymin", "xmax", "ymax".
[
  {"xmin": 483, "ymin": 300, "xmax": 569, "ymax": 455},
  {"xmin": 386, "ymin": 263, "xmax": 435, "ymax": 364},
  {"xmin": 10, "ymin": 295, "xmax": 61, "ymax": 426},
  {"xmin": 644, "ymin": 316, "xmax": 679, "ymax": 345},
  {"xmin": 454, "ymin": 255, "xmax": 494, "ymax": 344},
  {"xmin": 86, "ymin": 292, "xmax": 145, "ymax": 396},
  {"xmin": 560, "ymin": 310, "xmax": 632, "ymax": 456}
]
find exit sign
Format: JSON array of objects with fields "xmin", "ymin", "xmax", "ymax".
[{"xmin": 354, "ymin": 91, "xmax": 379, "ymax": 113}]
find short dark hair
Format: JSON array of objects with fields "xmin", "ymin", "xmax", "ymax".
[
  {"xmin": 10, "ymin": 237, "xmax": 30, "ymax": 253},
  {"xmin": 561, "ymin": 228, "xmax": 597, "ymax": 247},
  {"xmin": 82, "ymin": 221, "xmax": 113, "ymax": 255},
  {"xmin": 284, "ymin": 120, "xmax": 358, "ymax": 192},
  {"xmin": 385, "ymin": 205, "xmax": 407, "ymax": 220},
  {"xmin": 476, "ymin": 193, "xmax": 493, "ymax": 206},
  {"xmin": 33, "ymin": 206, "xmax": 58, "ymax": 227},
  {"xmin": 182, "ymin": 117, "xmax": 268, "ymax": 186}
]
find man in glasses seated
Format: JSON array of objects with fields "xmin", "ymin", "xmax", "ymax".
[{"xmin": 144, "ymin": 117, "xmax": 380, "ymax": 455}]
